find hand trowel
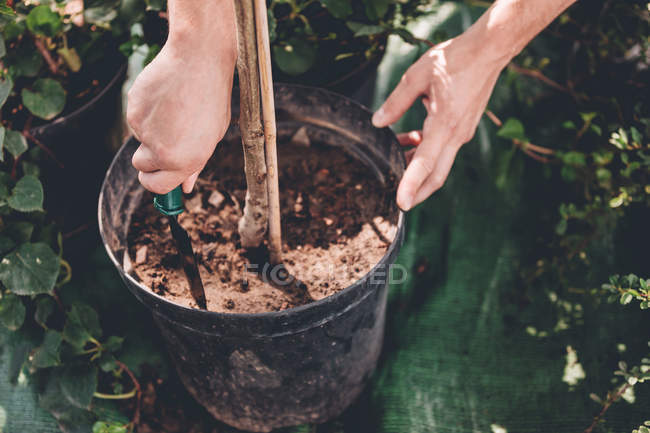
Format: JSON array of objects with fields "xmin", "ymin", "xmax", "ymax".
[{"xmin": 154, "ymin": 186, "xmax": 207, "ymax": 310}]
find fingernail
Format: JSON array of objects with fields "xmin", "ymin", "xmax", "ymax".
[
  {"xmin": 372, "ymin": 107, "xmax": 385, "ymax": 127},
  {"xmin": 397, "ymin": 194, "xmax": 413, "ymax": 212}
]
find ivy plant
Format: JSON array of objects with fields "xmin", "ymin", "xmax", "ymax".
[
  {"xmin": 0, "ymin": 0, "xmax": 138, "ymax": 131},
  {"xmin": 0, "ymin": 1, "xmax": 144, "ymax": 432}
]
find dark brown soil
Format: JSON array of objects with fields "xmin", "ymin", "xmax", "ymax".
[{"xmin": 127, "ymin": 138, "xmax": 398, "ymax": 313}]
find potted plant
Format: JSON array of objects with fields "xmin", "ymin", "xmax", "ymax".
[
  {"xmin": 100, "ymin": 81, "xmax": 406, "ymax": 432},
  {"xmin": 100, "ymin": 1, "xmax": 409, "ymax": 426},
  {"xmin": 0, "ymin": 0, "xmax": 138, "ymax": 251}
]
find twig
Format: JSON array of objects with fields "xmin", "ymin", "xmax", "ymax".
[
  {"xmin": 525, "ymin": 142, "xmax": 554, "ymax": 155},
  {"xmin": 115, "ymin": 360, "xmax": 142, "ymax": 428},
  {"xmin": 254, "ymin": 0, "xmax": 283, "ymax": 264},
  {"xmin": 234, "ymin": 0, "xmax": 269, "ymax": 248},
  {"xmin": 33, "ymin": 37, "xmax": 58, "ymax": 75},
  {"xmin": 583, "ymin": 383, "xmax": 631, "ymax": 433},
  {"xmin": 484, "ymin": 109, "xmax": 554, "ymax": 162},
  {"xmin": 62, "ymin": 222, "xmax": 92, "ymax": 239},
  {"xmin": 484, "ymin": 109, "xmax": 502, "ymax": 127},
  {"xmin": 520, "ymin": 146, "xmax": 550, "ymax": 163},
  {"xmin": 507, "ymin": 62, "xmax": 568, "ymax": 93},
  {"xmin": 22, "ymin": 116, "xmax": 65, "ymax": 168}
]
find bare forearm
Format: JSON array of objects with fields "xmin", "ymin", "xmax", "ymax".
[{"xmin": 466, "ymin": 0, "xmax": 577, "ymax": 66}]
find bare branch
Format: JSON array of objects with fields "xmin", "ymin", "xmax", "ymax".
[
  {"xmin": 234, "ymin": 0, "xmax": 269, "ymax": 248},
  {"xmin": 254, "ymin": 0, "xmax": 282, "ymax": 264}
]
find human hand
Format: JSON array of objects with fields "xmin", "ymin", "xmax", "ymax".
[
  {"xmin": 372, "ymin": 35, "xmax": 509, "ymax": 211},
  {"xmin": 127, "ymin": 0, "xmax": 237, "ymax": 194}
]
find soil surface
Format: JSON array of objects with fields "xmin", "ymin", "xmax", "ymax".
[{"xmin": 127, "ymin": 139, "xmax": 398, "ymax": 313}]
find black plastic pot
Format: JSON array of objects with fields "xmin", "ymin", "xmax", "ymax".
[
  {"xmin": 98, "ymin": 84, "xmax": 405, "ymax": 432},
  {"xmin": 33, "ymin": 61, "xmax": 127, "ymax": 257}
]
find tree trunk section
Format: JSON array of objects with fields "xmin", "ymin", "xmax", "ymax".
[{"xmin": 234, "ymin": 0, "xmax": 268, "ymax": 248}]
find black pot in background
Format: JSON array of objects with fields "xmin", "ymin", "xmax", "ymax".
[
  {"xmin": 32, "ymin": 62, "xmax": 127, "ymax": 260},
  {"xmin": 99, "ymin": 84, "xmax": 405, "ymax": 432}
]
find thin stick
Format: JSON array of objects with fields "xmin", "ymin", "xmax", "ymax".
[
  {"xmin": 234, "ymin": 0, "xmax": 269, "ymax": 248},
  {"xmin": 254, "ymin": 0, "xmax": 282, "ymax": 264}
]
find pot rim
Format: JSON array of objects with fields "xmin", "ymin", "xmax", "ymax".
[
  {"xmin": 30, "ymin": 61, "xmax": 128, "ymax": 136},
  {"xmin": 98, "ymin": 83, "xmax": 405, "ymax": 320}
]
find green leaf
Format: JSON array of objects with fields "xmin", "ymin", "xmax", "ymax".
[
  {"xmin": 35, "ymin": 296, "xmax": 56, "ymax": 328},
  {"xmin": 97, "ymin": 352, "xmax": 117, "ymax": 373},
  {"xmin": 363, "ymin": 0, "xmax": 390, "ymax": 20},
  {"xmin": 5, "ymin": 221, "xmax": 34, "ymax": 243},
  {"xmin": 39, "ymin": 372, "xmax": 98, "ymax": 432},
  {"xmin": 0, "ymin": 292, "xmax": 25, "ymax": 330},
  {"xmin": 22, "ymin": 161, "xmax": 40, "ymax": 177},
  {"xmin": 593, "ymin": 150, "xmax": 614, "ymax": 165},
  {"xmin": 9, "ymin": 340, "xmax": 32, "ymax": 383},
  {"xmin": 620, "ymin": 292, "xmax": 633, "ymax": 305},
  {"xmin": 320, "ymin": 0, "xmax": 353, "ymax": 19},
  {"xmin": 22, "ymin": 78, "xmax": 66, "ymax": 120},
  {"xmin": 93, "ymin": 421, "xmax": 127, "ymax": 433},
  {"xmin": 497, "ymin": 118, "xmax": 527, "ymax": 142},
  {"xmin": 561, "ymin": 165, "xmax": 576, "ymax": 182},
  {"xmin": 8, "ymin": 43, "xmax": 43, "ymax": 77},
  {"xmin": 555, "ymin": 219, "xmax": 568, "ymax": 236},
  {"xmin": 63, "ymin": 303, "xmax": 102, "ymax": 348},
  {"xmin": 0, "ymin": 75, "xmax": 13, "ymax": 108},
  {"xmin": 272, "ymin": 38, "xmax": 317, "ymax": 76},
  {"xmin": 596, "ymin": 167, "xmax": 611, "ymax": 185},
  {"xmin": 4, "ymin": 129, "xmax": 27, "ymax": 158},
  {"xmin": 143, "ymin": 44, "xmax": 161, "ymax": 66},
  {"xmin": 0, "ymin": 235, "xmax": 15, "ymax": 255},
  {"xmin": 57, "ymin": 47, "xmax": 82, "ymax": 73},
  {"xmin": 0, "ymin": 4, "xmax": 15, "ymax": 16},
  {"xmin": 0, "ymin": 242, "xmax": 60, "ymax": 295},
  {"xmin": 8, "ymin": 175, "xmax": 44, "ymax": 212},
  {"xmin": 61, "ymin": 364, "xmax": 98, "ymax": 409},
  {"xmin": 103, "ymin": 336, "xmax": 124, "ymax": 352},
  {"xmin": 84, "ymin": 6, "xmax": 118, "ymax": 26},
  {"xmin": 0, "ymin": 33, "xmax": 5, "ymax": 58},
  {"xmin": 26, "ymin": 5, "xmax": 63, "ymax": 37},
  {"xmin": 3, "ymin": 20, "xmax": 25, "ymax": 41},
  {"xmin": 31, "ymin": 330, "xmax": 62, "ymax": 368},
  {"xmin": 590, "ymin": 124, "xmax": 602, "ymax": 136},
  {"xmin": 346, "ymin": 21, "xmax": 385, "ymax": 37},
  {"xmin": 560, "ymin": 151, "xmax": 586, "ymax": 166}
]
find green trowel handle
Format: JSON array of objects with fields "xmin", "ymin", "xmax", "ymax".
[{"xmin": 154, "ymin": 186, "xmax": 185, "ymax": 216}]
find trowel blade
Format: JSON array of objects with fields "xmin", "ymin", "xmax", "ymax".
[{"xmin": 167, "ymin": 215, "xmax": 207, "ymax": 310}]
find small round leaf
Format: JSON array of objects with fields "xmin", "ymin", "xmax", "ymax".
[
  {"xmin": 26, "ymin": 5, "xmax": 63, "ymax": 37},
  {"xmin": 0, "ymin": 242, "xmax": 60, "ymax": 295},
  {"xmin": 8, "ymin": 175, "xmax": 44, "ymax": 212},
  {"xmin": 22, "ymin": 78, "xmax": 66, "ymax": 120},
  {"xmin": 272, "ymin": 39, "xmax": 317, "ymax": 76}
]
